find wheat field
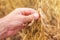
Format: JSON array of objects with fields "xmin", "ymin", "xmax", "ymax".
[{"xmin": 0, "ymin": 0, "xmax": 60, "ymax": 40}]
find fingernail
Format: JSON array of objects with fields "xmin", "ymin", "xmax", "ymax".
[{"xmin": 33, "ymin": 13, "xmax": 39, "ymax": 20}]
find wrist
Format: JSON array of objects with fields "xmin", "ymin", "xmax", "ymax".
[{"xmin": 0, "ymin": 18, "xmax": 8, "ymax": 39}]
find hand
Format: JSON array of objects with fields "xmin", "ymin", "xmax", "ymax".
[{"xmin": 0, "ymin": 8, "xmax": 39, "ymax": 38}]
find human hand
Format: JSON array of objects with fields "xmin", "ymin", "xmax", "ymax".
[{"xmin": 0, "ymin": 8, "xmax": 39, "ymax": 38}]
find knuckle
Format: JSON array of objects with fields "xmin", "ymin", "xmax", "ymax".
[{"xmin": 15, "ymin": 8, "xmax": 21, "ymax": 11}]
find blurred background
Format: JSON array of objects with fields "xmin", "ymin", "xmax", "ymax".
[
  {"xmin": 0, "ymin": 0, "xmax": 39, "ymax": 17},
  {"xmin": 0, "ymin": 0, "xmax": 60, "ymax": 40}
]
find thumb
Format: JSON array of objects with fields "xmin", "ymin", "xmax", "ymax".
[
  {"xmin": 23, "ymin": 13, "xmax": 39, "ymax": 23},
  {"xmin": 24, "ymin": 15, "xmax": 34, "ymax": 23}
]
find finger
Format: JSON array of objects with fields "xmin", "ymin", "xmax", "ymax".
[
  {"xmin": 21, "ymin": 8, "xmax": 36, "ymax": 15},
  {"xmin": 15, "ymin": 8, "xmax": 37, "ymax": 15}
]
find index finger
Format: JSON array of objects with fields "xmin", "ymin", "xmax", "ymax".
[{"xmin": 15, "ymin": 8, "xmax": 37, "ymax": 16}]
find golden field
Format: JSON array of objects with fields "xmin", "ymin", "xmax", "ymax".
[{"xmin": 0, "ymin": 0, "xmax": 60, "ymax": 40}]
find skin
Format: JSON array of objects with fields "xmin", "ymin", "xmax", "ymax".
[{"xmin": 0, "ymin": 8, "xmax": 39, "ymax": 39}]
